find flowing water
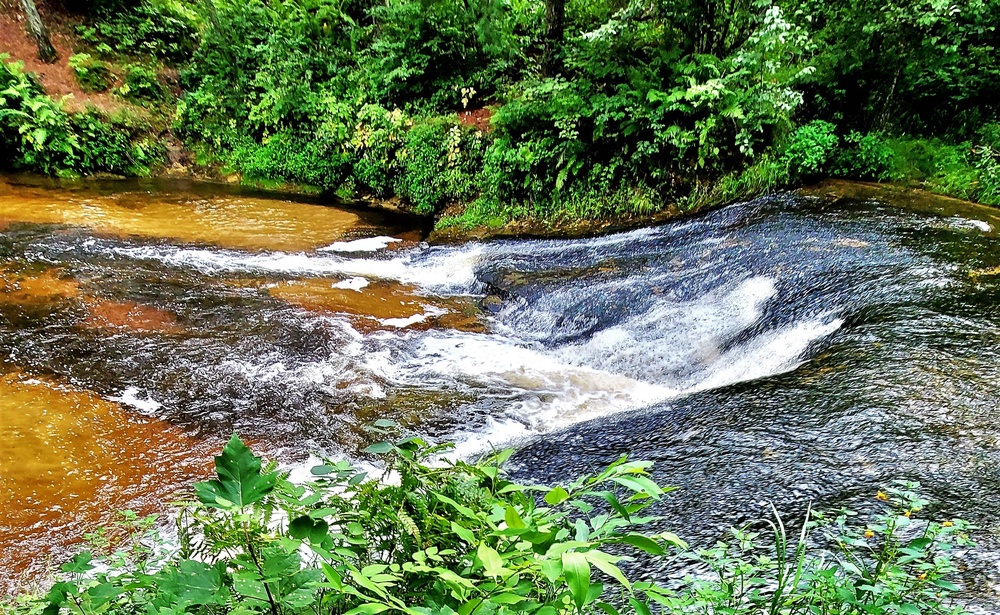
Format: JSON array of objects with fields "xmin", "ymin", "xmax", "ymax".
[{"xmin": 2, "ymin": 175, "xmax": 1000, "ymax": 606}]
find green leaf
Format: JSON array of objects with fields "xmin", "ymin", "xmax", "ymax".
[
  {"xmin": 193, "ymin": 435, "xmax": 278, "ymax": 509},
  {"xmin": 933, "ymin": 579, "xmax": 961, "ymax": 592},
  {"xmin": 451, "ymin": 521, "xmax": 476, "ymax": 544},
  {"xmin": 595, "ymin": 602, "xmax": 621, "ymax": 615},
  {"xmin": 435, "ymin": 493, "xmax": 479, "ymax": 520},
  {"xmin": 289, "ymin": 516, "xmax": 329, "ymax": 542},
  {"xmin": 595, "ymin": 491, "xmax": 631, "ymax": 521},
  {"xmin": 584, "ymin": 551, "xmax": 631, "ymax": 592},
  {"xmin": 611, "ymin": 475, "xmax": 662, "ymax": 498},
  {"xmin": 159, "ymin": 560, "xmax": 227, "ymax": 607},
  {"xmin": 545, "ymin": 486, "xmax": 570, "ymax": 506},
  {"xmin": 505, "ymin": 505, "xmax": 527, "ymax": 529},
  {"xmin": 60, "ymin": 551, "xmax": 94, "ymax": 574},
  {"xmin": 562, "ymin": 551, "xmax": 591, "ymax": 611},
  {"xmin": 619, "ymin": 534, "xmax": 665, "ymax": 555},
  {"xmin": 541, "ymin": 557, "xmax": 562, "ymax": 583},
  {"xmin": 628, "ymin": 598, "xmax": 651, "ymax": 615},
  {"xmin": 343, "ymin": 603, "xmax": 391, "ymax": 615},
  {"xmin": 364, "ymin": 441, "xmax": 394, "ymax": 454},
  {"xmin": 477, "ymin": 542, "xmax": 505, "ymax": 577},
  {"xmin": 898, "ymin": 605, "xmax": 921, "ymax": 615}
]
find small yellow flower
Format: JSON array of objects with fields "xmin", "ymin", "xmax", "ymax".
[
  {"xmin": 876, "ymin": 491, "xmax": 888, "ymax": 501},
  {"xmin": 904, "ymin": 510, "xmax": 911, "ymax": 518},
  {"xmin": 864, "ymin": 529, "xmax": 875, "ymax": 539},
  {"xmin": 918, "ymin": 573, "xmax": 927, "ymax": 581},
  {"xmin": 942, "ymin": 521, "xmax": 954, "ymax": 527}
]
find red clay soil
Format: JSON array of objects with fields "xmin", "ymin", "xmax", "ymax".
[
  {"xmin": 0, "ymin": 0, "xmax": 124, "ymax": 113},
  {"xmin": 457, "ymin": 107, "xmax": 493, "ymax": 132}
]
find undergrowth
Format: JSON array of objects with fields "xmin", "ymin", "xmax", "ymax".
[{"xmin": 5, "ymin": 428, "xmax": 975, "ymax": 615}]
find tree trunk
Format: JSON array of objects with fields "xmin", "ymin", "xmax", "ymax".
[
  {"xmin": 542, "ymin": 0, "xmax": 565, "ymax": 77},
  {"xmin": 19, "ymin": 0, "xmax": 58, "ymax": 64}
]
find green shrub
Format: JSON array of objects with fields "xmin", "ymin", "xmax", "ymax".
[
  {"xmin": 834, "ymin": 132, "xmax": 895, "ymax": 181},
  {"xmin": 350, "ymin": 105, "xmax": 410, "ymax": 197},
  {"xmin": 0, "ymin": 57, "xmax": 79, "ymax": 175},
  {"xmin": 68, "ymin": 54, "xmax": 113, "ymax": 93},
  {"xmin": 681, "ymin": 154, "xmax": 790, "ymax": 212},
  {"xmin": 22, "ymin": 433, "xmax": 973, "ymax": 615},
  {"xmin": 0, "ymin": 56, "xmax": 162, "ymax": 176},
  {"xmin": 970, "ymin": 145, "xmax": 1000, "ymax": 206},
  {"xmin": 784, "ymin": 120, "xmax": 840, "ymax": 179},
  {"xmin": 78, "ymin": 0, "xmax": 199, "ymax": 63},
  {"xmin": 396, "ymin": 120, "xmax": 483, "ymax": 215},
  {"xmin": 117, "ymin": 64, "xmax": 165, "ymax": 103},
  {"xmin": 232, "ymin": 131, "xmax": 353, "ymax": 192}
]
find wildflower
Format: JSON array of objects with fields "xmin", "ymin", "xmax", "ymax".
[
  {"xmin": 918, "ymin": 573, "xmax": 928, "ymax": 581},
  {"xmin": 942, "ymin": 521, "xmax": 954, "ymax": 527},
  {"xmin": 876, "ymin": 491, "xmax": 888, "ymax": 501},
  {"xmin": 904, "ymin": 510, "xmax": 911, "ymax": 518},
  {"xmin": 864, "ymin": 529, "xmax": 875, "ymax": 539}
]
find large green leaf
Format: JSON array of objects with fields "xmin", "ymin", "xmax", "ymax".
[
  {"xmin": 477, "ymin": 542, "xmax": 505, "ymax": 577},
  {"xmin": 193, "ymin": 434, "xmax": 278, "ymax": 509},
  {"xmin": 561, "ymin": 551, "xmax": 592, "ymax": 611},
  {"xmin": 155, "ymin": 560, "xmax": 228, "ymax": 609}
]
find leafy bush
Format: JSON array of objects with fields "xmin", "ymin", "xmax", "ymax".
[
  {"xmin": 885, "ymin": 137, "xmax": 1000, "ymax": 206},
  {"xmin": 363, "ymin": 0, "xmax": 528, "ymax": 110},
  {"xmin": 834, "ymin": 132, "xmax": 895, "ymax": 181},
  {"xmin": 117, "ymin": 65, "xmax": 165, "ymax": 103},
  {"xmin": 68, "ymin": 54, "xmax": 113, "ymax": 93},
  {"xmin": 396, "ymin": 121, "xmax": 483, "ymax": 215},
  {"xmin": 78, "ymin": 0, "xmax": 199, "ymax": 63},
  {"xmin": 784, "ymin": 120, "xmax": 839, "ymax": 179},
  {"xmin": 350, "ymin": 105, "xmax": 410, "ymax": 197},
  {"xmin": 0, "ymin": 56, "xmax": 162, "ymax": 176},
  {"xmin": 23, "ymin": 433, "xmax": 974, "ymax": 615},
  {"xmin": 0, "ymin": 57, "xmax": 79, "ymax": 175},
  {"xmin": 232, "ymin": 131, "xmax": 353, "ymax": 192}
]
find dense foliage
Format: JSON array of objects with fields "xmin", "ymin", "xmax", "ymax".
[
  {"xmin": 3, "ymin": 0, "xmax": 1000, "ymax": 222},
  {"xmin": 5, "ymin": 433, "xmax": 974, "ymax": 615},
  {"xmin": 0, "ymin": 56, "xmax": 162, "ymax": 176}
]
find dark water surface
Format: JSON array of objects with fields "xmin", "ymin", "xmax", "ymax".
[{"xmin": 2, "ymin": 175, "xmax": 999, "ymax": 606}]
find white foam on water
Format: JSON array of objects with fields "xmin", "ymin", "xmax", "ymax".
[
  {"xmin": 114, "ymin": 244, "xmax": 484, "ymax": 292},
  {"xmin": 109, "ymin": 235, "xmax": 842, "ymax": 459},
  {"xmin": 692, "ymin": 317, "xmax": 843, "ymax": 393},
  {"xmin": 332, "ymin": 277, "xmax": 370, "ymax": 291},
  {"xmin": 552, "ymin": 276, "xmax": 778, "ymax": 384},
  {"xmin": 947, "ymin": 217, "xmax": 992, "ymax": 233},
  {"xmin": 110, "ymin": 387, "xmax": 164, "ymax": 414},
  {"xmin": 318, "ymin": 236, "xmax": 402, "ymax": 253},
  {"xmin": 362, "ymin": 275, "xmax": 843, "ymax": 457},
  {"xmin": 379, "ymin": 314, "xmax": 430, "ymax": 328}
]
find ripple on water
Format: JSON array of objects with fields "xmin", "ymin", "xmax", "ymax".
[
  {"xmin": 0, "ymin": 176, "xmax": 415, "ymax": 252},
  {"xmin": 0, "ymin": 372, "xmax": 215, "ymax": 591}
]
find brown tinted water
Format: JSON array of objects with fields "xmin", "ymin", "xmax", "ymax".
[
  {"xmin": 0, "ymin": 175, "xmax": 395, "ymax": 251},
  {"xmin": 0, "ymin": 371, "xmax": 215, "ymax": 588},
  {"xmin": 0, "ymin": 175, "xmax": 427, "ymax": 590}
]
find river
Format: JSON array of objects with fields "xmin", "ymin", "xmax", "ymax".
[{"xmin": 1, "ymin": 175, "xmax": 999, "ymax": 606}]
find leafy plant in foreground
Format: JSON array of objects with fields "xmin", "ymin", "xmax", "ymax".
[{"xmin": 28, "ymin": 433, "xmax": 974, "ymax": 615}]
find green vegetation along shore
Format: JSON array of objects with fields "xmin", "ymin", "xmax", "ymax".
[
  {"xmin": 0, "ymin": 433, "xmax": 977, "ymax": 614},
  {"xmin": 1, "ymin": 0, "xmax": 999, "ymax": 236}
]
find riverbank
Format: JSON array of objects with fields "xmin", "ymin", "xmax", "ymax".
[{"xmin": 4, "ymin": 0, "xmax": 998, "ymax": 247}]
